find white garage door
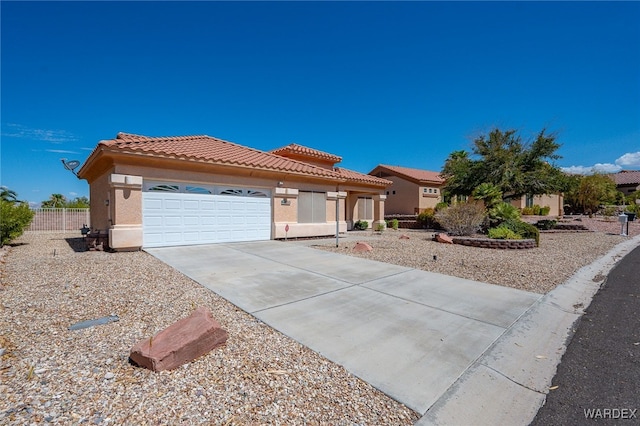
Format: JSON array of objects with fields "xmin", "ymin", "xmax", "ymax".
[{"xmin": 142, "ymin": 182, "xmax": 271, "ymax": 248}]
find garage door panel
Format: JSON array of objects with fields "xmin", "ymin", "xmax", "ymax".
[{"xmin": 143, "ymin": 191, "xmax": 271, "ymax": 247}]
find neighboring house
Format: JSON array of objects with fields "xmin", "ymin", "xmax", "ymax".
[
  {"xmin": 368, "ymin": 164, "xmax": 445, "ymax": 214},
  {"xmin": 508, "ymin": 193, "xmax": 564, "ymax": 217},
  {"xmin": 369, "ymin": 163, "xmax": 564, "ymax": 217},
  {"xmin": 77, "ymin": 133, "xmax": 390, "ymax": 251},
  {"xmin": 609, "ymin": 170, "xmax": 640, "ymax": 196}
]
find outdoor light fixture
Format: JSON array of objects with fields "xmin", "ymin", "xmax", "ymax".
[{"xmin": 61, "ymin": 158, "xmax": 81, "ymax": 178}]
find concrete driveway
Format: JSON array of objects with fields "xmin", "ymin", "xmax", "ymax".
[{"xmin": 146, "ymin": 240, "xmax": 541, "ymax": 415}]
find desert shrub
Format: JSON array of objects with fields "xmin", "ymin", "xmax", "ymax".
[
  {"xmin": 488, "ymin": 226, "xmax": 521, "ymax": 240},
  {"xmin": 601, "ymin": 206, "xmax": 617, "ymax": 221},
  {"xmin": 434, "ymin": 202, "xmax": 486, "ymax": 236},
  {"xmin": 0, "ymin": 200, "xmax": 34, "ymax": 246},
  {"xmin": 386, "ymin": 218, "xmax": 399, "ymax": 230},
  {"xmin": 532, "ymin": 204, "xmax": 541, "ymax": 215},
  {"xmin": 540, "ymin": 206, "xmax": 551, "ymax": 216},
  {"xmin": 501, "ymin": 219, "xmax": 540, "ymax": 246},
  {"xmin": 624, "ymin": 203, "xmax": 638, "ymax": 214},
  {"xmin": 375, "ymin": 223, "xmax": 386, "ymax": 232},
  {"xmin": 435, "ymin": 202, "xmax": 449, "ymax": 211},
  {"xmin": 535, "ymin": 219, "xmax": 557, "ymax": 230},
  {"xmin": 417, "ymin": 208, "xmax": 438, "ymax": 229},
  {"xmin": 521, "ymin": 207, "xmax": 534, "ymax": 215},
  {"xmin": 488, "ymin": 202, "xmax": 520, "ymax": 226},
  {"xmin": 353, "ymin": 220, "xmax": 369, "ymax": 230}
]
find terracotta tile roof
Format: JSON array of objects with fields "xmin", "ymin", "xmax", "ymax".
[
  {"xmin": 370, "ymin": 164, "xmax": 445, "ymax": 184},
  {"xmin": 610, "ymin": 170, "xmax": 640, "ymax": 186},
  {"xmin": 334, "ymin": 168, "xmax": 392, "ymax": 186},
  {"xmin": 270, "ymin": 143, "xmax": 342, "ymax": 163},
  {"xmin": 99, "ymin": 132, "xmax": 341, "ymax": 179},
  {"xmin": 92, "ymin": 132, "xmax": 387, "ymax": 187}
]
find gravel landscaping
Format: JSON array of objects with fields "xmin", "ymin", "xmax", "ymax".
[
  {"xmin": 1, "ymin": 216, "xmax": 637, "ymax": 425},
  {"xmin": 0, "ymin": 233, "xmax": 418, "ymax": 425},
  {"xmin": 311, "ymin": 217, "xmax": 640, "ymax": 294}
]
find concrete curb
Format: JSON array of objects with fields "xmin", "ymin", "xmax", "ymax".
[{"xmin": 417, "ymin": 234, "xmax": 640, "ymax": 425}]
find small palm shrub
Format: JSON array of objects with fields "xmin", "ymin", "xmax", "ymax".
[
  {"xmin": 353, "ymin": 220, "xmax": 369, "ymax": 230},
  {"xmin": 488, "ymin": 202, "xmax": 520, "ymax": 226},
  {"xmin": 488, "ymin": 226, "xmax": 522, "ymax": 240},
  {"xmin": 434, "ymin": 202, "xmax": 486, "ymax": 236},
  {"xmin": 500, "ymin": 219, "xmax": 540, "ymax": 246}
]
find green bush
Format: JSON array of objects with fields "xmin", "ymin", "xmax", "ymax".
[
  {"xmin": 434, "ymin": 202, "xmax": 486, "ymax": 236},
  {"xmin": 386, "ymin": 218, "xmax": 399, "ymax": 230},
  {"xmin": 522, "ymin": 207, "xmax": 534, "ymax": 215},
  {"xmin": 488, "ymin": 226, "xmax": 522, "ymax": 240},
  {"xmin": 540, "ymin": 206, "xmax": 551, "ymax": 216},
  {"xmin": 375, "ymin": 223, "xmax": 386, "ymax": 232},
  {"xmin": 535, "ymin": 219, "xmax": 557, "ymax": 230},
  {"xmin": 500, "ymin": 219, "xmax": 540, "ymax": 246},
  {"xmin": 488, "ymin": 202, "xmax": 520, "ymax": 226},
  {"xmin": 417, "ymin": 208, "xmax": 438, "ymax": 229},
  {"xmin": 353, "ymin": 220, "xmax": 369, "ymax": 231},
  {"xmin": 624, "ymin": 203, "xmax": 639, "ymax": 214},
  {"xmin": 532, "ymin": 204, "xmax": 541, "ymax": 215},
  {"xmin": 435, "ymin": 202, "xmax": 449, "ymax": 211},
  {"xmin": 0, "ymin": 201, "xmax": 34, "ymax": 246}
]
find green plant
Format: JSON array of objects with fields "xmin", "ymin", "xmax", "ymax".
[
  {"xmin": 1, "ymin": 200, "xmax": 35, "ymax": 245},
  {"xmin": 500, "ymin": 219, "xmax": 540, "ymax": 246},
  {"xmin": 535, "ymin": 219, "xmax": 557, "ymax": 230},
  {"xmin": 472, "ymin": 183, "xmax": 503, "ymax": 209},
  {"xmin": 602, "ymin": 206, "xmax": 617, "ymax": 221},
  {"xmin": 624, "ymin": 203, "xmax": 639, "ymax": 214},
  {"xmin": 488, "ymin": 226, "xmax": 521, "ymax": 240},
  {"xmin": 353, "ymin": 220, "xmax": 369, "ymax": 231},
  {"xmin": 387, "ymin": 218, "xmax": 399, "ymax": 230},
  {"xmin": 434, "ymin": 202, "xmax": 486, "ymax": 236},
  {"xmin": 435, "ymin": 202, "xmax": 449, "ymax": 211},
  {"xmin": 540, "ymin": 205, "xmax": 551, "ymax": 216},
  {"xmin": 532, "ymin": 204, "xmax": 541, "ymax": 215},
  {"xmin": 375, "ymin": 223, "xmax": 386, "ymax": 232},
  {"xmin": 521, "ymin": 207, "xmax": 534, "ymax": 215},
  {"xmin": 488, "ymin": 202, "xmax": 520, "ymax": 226},
  {"xmin": 417, "ymin": 208, "xmax": 437, "ymax": 229}
]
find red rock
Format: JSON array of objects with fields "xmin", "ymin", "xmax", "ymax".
[
  {"xmin": 353, "ymin": 242, "xmax": 373, "ymax": 252},
  {"xmin": 436, "ymin": 233, "xmax": 454, "ymax": 244},
  {"xmin": 130, "ymin": 306, "xmax": 228, "ymax": 372},
  {"xmin": 399, "ymin": 234, "xmax": 410, "ymax": 240}
]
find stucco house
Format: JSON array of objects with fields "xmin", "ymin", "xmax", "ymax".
[
  {"xmin": 368, "ymin": 165, "xmax": 445, "ymax": 214},
  {"xmin": 610, "ymin": 170, "xmax": 640, "ymax": 196},
  {"xmin": 77, "ymin": 132, "xmax": 390, "ymax": 251},
  {"xmin": 369, "ymin": 163, "xmax": 564, "ymax": 217}
]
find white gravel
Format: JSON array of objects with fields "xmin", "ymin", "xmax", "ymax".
[{"xmin": 1, "ymin": 233, "xmax": 419, "ymax": 425}]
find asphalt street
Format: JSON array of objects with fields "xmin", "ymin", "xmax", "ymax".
[{"xmin": 530, "ymin": 245, "xmax": 640, "ymax": 425}]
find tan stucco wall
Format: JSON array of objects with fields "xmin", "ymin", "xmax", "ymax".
[
  {"xmin": 381, "ymin": 177, "xmax": 442, "ymax": 214},
  {"xmin": 88, "ymin": 171, "xmax": 113, "ymax": 232},
  {"xmin": 510, "ymin": 194, "xmax": 564, "ymax": 217}
]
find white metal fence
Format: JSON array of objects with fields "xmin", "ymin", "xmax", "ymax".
[{"xmin": 27, "ymin": 208, "xmax": 90, "ymax": 233}]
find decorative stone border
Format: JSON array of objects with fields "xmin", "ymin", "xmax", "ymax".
[{"xmin": 451, "ymin": 236, "xmax": 536, "ymax": 249}]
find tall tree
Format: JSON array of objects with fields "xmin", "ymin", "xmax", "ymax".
[
  {"xmin": 41, "ymin": 193, "xmax": 67, "ymax": 208},
  {"xmin": 0, "ymin": 187, "xmax": 19, "ymax": 203},
  {"xmin": 441, "ymin": 128, "xmax": 568, "ymax": 200}
]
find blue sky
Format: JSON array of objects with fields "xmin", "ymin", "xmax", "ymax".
[{"xmin": 2, "ymin": 1, "xmax": 639, "ymax": 206}]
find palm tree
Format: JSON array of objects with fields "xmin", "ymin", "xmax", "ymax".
[
  {"xmin": 0, "ymin": 187, "xmax": 19, "ymax": 203},
  {"xmin": 41, "ymin": 193, "xmax": 67, "ymax": 208}
]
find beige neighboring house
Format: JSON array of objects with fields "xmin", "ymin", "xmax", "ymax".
[
  {"xmin": 369, "ymin": 163, "xmax": 564, "ymax": 217},
  {"xmin": 610, "ymin": 170, "xmax": 640, "ymax": 196},
  {"xmin": 77, "ymin": 133, "xmax": 390, "ymax": 251},
  {"xmin": 368, "ymin": 165, "xmax": 445, "ymax": 214}
]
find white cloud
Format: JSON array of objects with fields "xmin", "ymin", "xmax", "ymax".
[
  {"xmin": 562, "ymin": 151, "xmax": 640, "ymax": 175},
  {"xmin": 1, "ymin": 123, "xmax": 78, "ymax": 143},
  {"xmin": 45, "ymin": 149, "xmax": 80, "ymax": 154},
  {"xmin": 615, "ymin": 152, "xmax": 640, "ymax": 168}
]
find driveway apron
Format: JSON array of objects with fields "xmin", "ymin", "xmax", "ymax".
[{"xmin": 146, "ymin": 241, "xmax": 541, "ymax": 414}]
